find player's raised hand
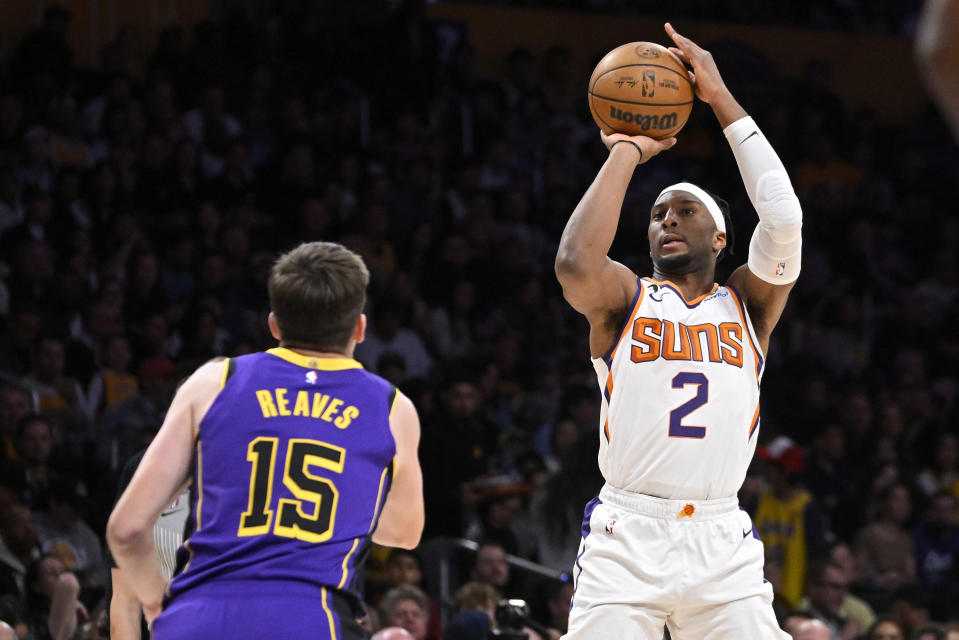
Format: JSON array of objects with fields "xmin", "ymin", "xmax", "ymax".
[
  {"xmin": 664, "ymin": 22, "xmax": 729, "ymax": 105},
  {"xmin": 600, "ymin": 130, "xmax": 677, "ymax": 165}
]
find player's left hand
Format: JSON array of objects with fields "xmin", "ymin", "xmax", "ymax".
[{"xmin": 664, "ymin": 22, "xmax": 729, "ymax": 105}]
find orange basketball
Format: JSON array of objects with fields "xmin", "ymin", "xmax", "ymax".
[{"xmin": 587, "ymin": 42, "xmax": 694, "ymax": 139}]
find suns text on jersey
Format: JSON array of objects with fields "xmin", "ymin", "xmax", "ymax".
[
  {"xmin": 254, "ymin": 388, "xmax": 360, "ymax": 428},
  {"xmin": 629, "ymin": 317, "xmax": 744, "ymax": 367}
]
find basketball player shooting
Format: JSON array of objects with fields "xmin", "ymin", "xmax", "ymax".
[{"xmin": 554, "ymin": 24, "xmax": 799, "ymax": 639}]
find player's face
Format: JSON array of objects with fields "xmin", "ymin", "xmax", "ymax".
[{"xmin": 648, "ymin": 190, "xmax": 724, "ymax": 272}]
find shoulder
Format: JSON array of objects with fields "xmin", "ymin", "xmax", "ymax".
[{"xmin": 184, "ymin": 359, "xmax": 229, "ymax": 393}]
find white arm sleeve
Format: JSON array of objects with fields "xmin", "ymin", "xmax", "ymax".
[{"xmin": 723, "ymin": 116, "xmax": 802, "ymax": 284}]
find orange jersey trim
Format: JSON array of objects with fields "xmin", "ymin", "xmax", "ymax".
[{"xmin": 725, "ymin": 286, "xmax": 763, "ymax": 382}]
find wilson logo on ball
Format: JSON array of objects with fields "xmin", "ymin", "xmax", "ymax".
[{"xmin": 608, "ymin": 107, "xmax": 678, "ymax": 130}]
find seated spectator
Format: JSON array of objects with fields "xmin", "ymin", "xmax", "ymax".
[
  {"xmin": 96, "ymin": 356, "xmax": 176, "ymax": 472},
  {"xmin": 0, "ymin": 385, "xmax": 32, "ymax": 461},
  {"xmin": 14, "ymin": 414, "xmax": 59, "ymax": 510},
  {"xmin": 33, "ymin": 478, "xmax": 107, "ymax": 593},
  {"xmin": 354, "ymin": 303, "xmax": 432, "ymax": 380},
  {"xmin": 864, "ymin": 619, "xmax": 905, "ymax": 640},
  {"xmin": 792, "ymin": 618, "xmax": 832, "ymax": 640},
  {"xmin": 379, "ymin": 584, "xmax": 431, "ymax": 640},
  {"xmin": 754, "ymin": 436, "xmax": 827, "ymax": 609},
  {"xmin": 0, "ymin": 505, "xmax": 41, "ymax": 604},
  {"xmin": 914, "ymin": 626, "xmax": 947, "ymax": 640},
  {"xmin": 916, "ymin": 433, "xmax": 959, "ymax": 498},
  {"xmin": 469, "ymin": 542, "xmax": 510, "ymax": 595},
  {"xmin": 854, "ymin": 483, "xmax": 916, "ymax": 600},
  {"xmin": 23, "ymin": 336, "xmax": 93, "ymax": 430},
  {"xmin": 373, "ymin": 629, "xmax": 415, "ymax": 640},
  {"xmin": 912, "ymin": 491, "xmax": 959, "ymax": 620},
  {"xmin": 802, "ymin": 559, "xmax": 862, "ymax": 640},
  {"xmin": 454, "ymin": 581, "xmax": 499, "ymax": 622},
  {"xmin": 810, "ymin": 542, "xmax": 875, "ymax": 632},
  {"xmin": 372, "ymin": 549, "xmax": 441, "ymax": 640},
  {"xmin": 86, "ymin": 335, "xmax": 138, "ymax": 414},
  {"xmin": 25, "ymin": 554, "xmax": 87, "ymax": 640}
]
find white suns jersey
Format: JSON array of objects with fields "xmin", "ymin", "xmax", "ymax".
[{"xmin": 592, "ymin": 278, "xmax": 765, "ymax": 500}]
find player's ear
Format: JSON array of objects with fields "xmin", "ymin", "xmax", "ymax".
[
  {"xmin": 713, "ymin": 231, "xmax": 727, "ymax": 254},
  {"xmin": 352, "ymin": 313, "xmax": 367, "ymax": 345},
  {"xmin": 267, "ymin": 312, "xmax": 282, "ymax": 341}
]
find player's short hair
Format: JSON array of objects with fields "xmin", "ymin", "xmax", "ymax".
[{"xmin": 268, "ymin": 242, "xmax": 369, "ymax": 352}]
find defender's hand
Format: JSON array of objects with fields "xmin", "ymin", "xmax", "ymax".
[
  {"xmin": 665, "ymin": 22, "xmax": 730, "ymax": 105},
  {"xmin": 600, "ymin": 131, "xmax": 677, "ymax": 165}
]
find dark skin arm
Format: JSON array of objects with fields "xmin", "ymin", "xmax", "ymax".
[
  {"xmin": 665, "ymin": 23, "xmax": 796, "ymax": 354},
  {"xmin": 555, "ymin": 135, "xmax": 676, "ymax": 357}
]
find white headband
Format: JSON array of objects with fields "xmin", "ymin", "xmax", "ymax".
[{"xmin": 656, "ymin": 182, "xmax": 726, "ymax": 234}]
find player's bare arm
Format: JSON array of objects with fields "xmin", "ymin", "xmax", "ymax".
[
  {"xmin": 667, "ymin": 23, "xmax": 801, "ymax": 353},
  {"xmin": 556, "ymin": 132, "xmax": 676, "ymax": 357},
  {"xmin": 107, "ymin": 359, "xmax": 225, "ymax": 621},
  {"xmin": 372, "ymin": 391, "xmax": 424, "ymax": 549},
  {"xmin": 917, "ymin": 0, "xmax": 959, "ymax": 141},
  {"xmin": 110, "ymin": 567, "xmax": 143, "ymax": 640}
]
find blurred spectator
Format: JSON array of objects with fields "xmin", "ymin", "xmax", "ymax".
[
  {"xmin": 911, "ymin": 491, "xmax": 959, "ymax": 619},
  {"xmin": 0, "ymin": 385, "xmax": 32, "ymax": 461},
  {"xmin": 23, "ymin": 337, "xmax": 93, "ymax": 429},
  {"xmin": 373, "ymin": 549, "xmax": 442, "ymax": 640},
  {"xmin": 33, "ymin": 478, "xmax": 107, "ymax": 592},
  {"xmin": 96, "ymin": 356, "xmax": 176, "ymax": 472},
  {"xmin": 420, "ymin": 375, "xmax": 497, "ymax": 537},
  {"xmin": 854, "ymin": 483, "xmax": 917, "ymax": 599},
  {"xmin": 754, "ymin": 436, "xmax": 827, "ymax": 609},
  {"xmin": 355, "ymin": 298, "xmax": 433, "ymax": 380},
  {"xmin": 802, "ymin": 423, "xmax": 858, "ymax": 541},
  {"xmin": 0, "ymin": 505, "xmax": 41, "ymax": 603},
  {"xmin": 24, "ymin": 554, "xmax": 87, "ymax": 640},
  {"xmin": 14, "ymin": 414, "xmax": 59, "ymax": 510},
  {"xmin": 85, "ymin": 335, "xmax": 138, "ymax": 414},
  {"xmin": 373, "ymin": 628, "xmax": 416, "ymax": 640},
  {"xmin": 803, "ymin": 559, "xmax": 862, "ymax": 640},
  {"xmin": 916, "ymin": 433, "xmax": 959, "ymax": 499},
  {"xmin": 469, "ymin": 542, "xmax": 510, "ymax": 594},
  {"xmin": 864, "ymin": 619, "xmax": 906, "ymax": 640},
  {"xmin": 379, "ymin": 584, "xmax": 431, "ymax": 640},
  {"xmin": 799, "ymin": 542, "xmax": 876, "ymax": 633}
]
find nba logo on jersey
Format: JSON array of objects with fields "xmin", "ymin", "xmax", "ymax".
[
  {"xmin": 775, "ymin": 262, "xmax": 786, "ymax": 276},
  {"xmin": 305, "ymin": 371, "xmax": 317, "ymax": 384},
  {"xmin": 605, "ymin": 519, "xmax": 616, "ymax": 534}
]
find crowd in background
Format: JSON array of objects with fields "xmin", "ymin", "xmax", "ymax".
[{"xmin": 0, "ymin": 1, "xmax": 957, "ymax": 639}]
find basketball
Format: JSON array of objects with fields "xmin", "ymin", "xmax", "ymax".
[{"xmin": 587, "ymin": 42, "xmax": 694, "ymax": 139}]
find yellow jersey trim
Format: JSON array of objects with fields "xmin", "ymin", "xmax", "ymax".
[
  {"xmin": 219, "ymin": 358, "xmax": 231, "ymax": 389},
  {"xmin": 337, "ymin": 538, "xmax": 360, "ymax": 589},
  {"xmin": 266, "ymin": 348, "xmax": 363, "ymax": 371},
  {"xmin": 322, "ymin": 587, "xmax": 338, "ymax": 640}
]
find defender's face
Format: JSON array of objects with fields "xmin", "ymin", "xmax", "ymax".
[{"xmin": 648, "ymin": 190, "xmax": 724, "ymax": 270}]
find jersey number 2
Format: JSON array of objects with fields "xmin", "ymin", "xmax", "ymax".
[
  {"xmin": 237, "ymin": 437, "xmax": 345, "ymax": 542},
  {"xmin": 669, "ymin": 372, "xmax": 708, "ymax": 438}
]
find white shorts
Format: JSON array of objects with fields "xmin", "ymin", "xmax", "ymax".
[{"xmin": 564, "ymin": 485, "xmax": 789, "ymax": 640}]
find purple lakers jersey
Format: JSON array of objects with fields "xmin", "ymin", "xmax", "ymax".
[{"xmin": 165, "ymin": 347, "xmax": 396, "ymax": 607}]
